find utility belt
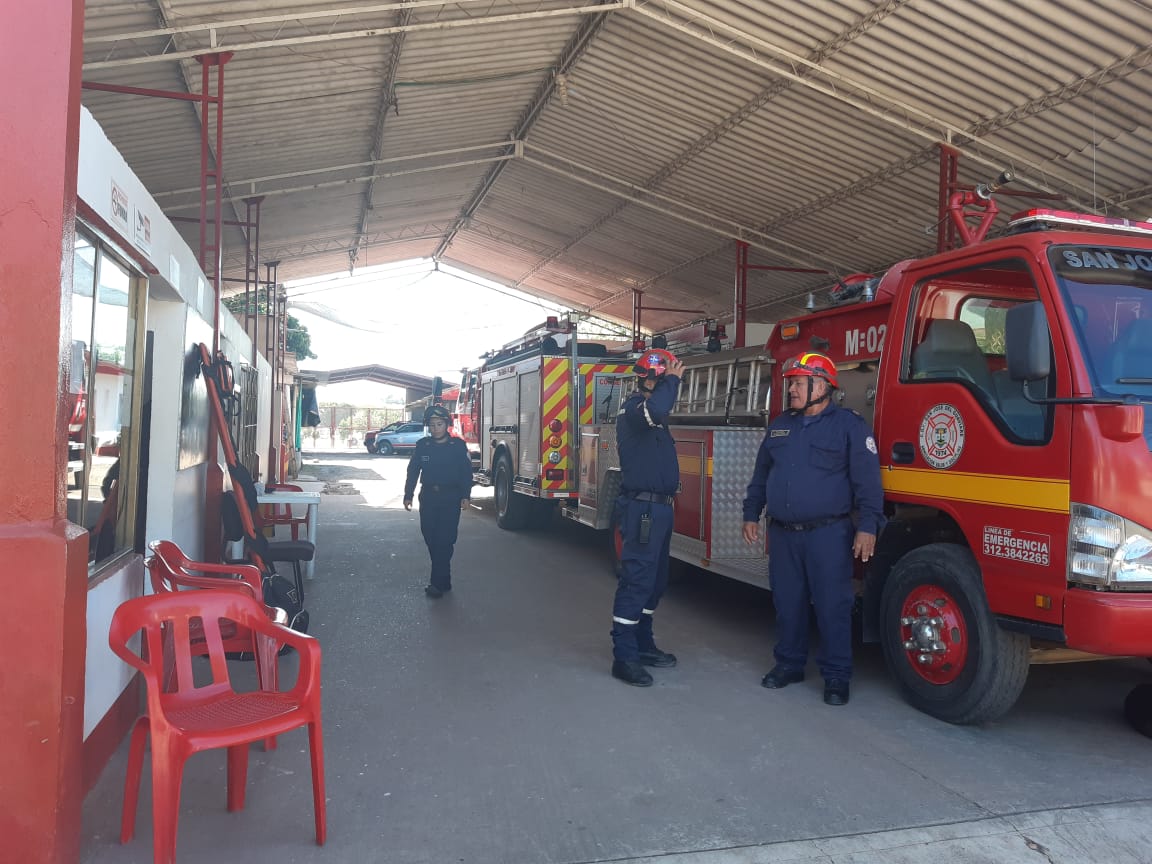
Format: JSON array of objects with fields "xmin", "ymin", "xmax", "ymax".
[
  {"xmin": 772, "ymin": 514, "xmax": 850, "ymax": 532},
  {"xmin": 626, "ymin": 491, "xmax": 676, "ymax": 506},
  {"xmin": 422, "ymin": 484, "xmax": 460, "ymax": 495}
]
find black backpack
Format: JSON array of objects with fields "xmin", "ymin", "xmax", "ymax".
[{"xmin": 221, "ymin": 490, "xmax": 310, "ymax": 642}]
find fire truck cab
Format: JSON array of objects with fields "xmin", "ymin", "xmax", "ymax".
[{"xmin": 763, "ymin": 209, "xmax": 1152, "ymax": 723}]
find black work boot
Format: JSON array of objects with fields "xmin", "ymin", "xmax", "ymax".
[
  {"xmin": 761, "ymin": 665, "xmax": 805, "ymax": 689},
  {"xmin": 823, "ymin": 679, "xmax": 850, "ymax": 706},
  {"xmin": 611, "ymin": 660, "xmax": 654, "ymax": 687},
  {"xmin": 638, "ymin": 647, "xmax": 678, "ymax": 668}
]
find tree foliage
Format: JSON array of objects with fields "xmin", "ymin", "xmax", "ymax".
[
  {"xmin": 221, "ymin": 294, "xmax": 316, "ymax": 360},
  {"xmin": 287, "ymin": 315, "xmax": 316, "ymax": 360}
]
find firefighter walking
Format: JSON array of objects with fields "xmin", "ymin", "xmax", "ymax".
[
  {"xmin": 610, "ymin": 349, "xmax": 685, "ymax": 686},
  {"xmin": 742, "ymin": 352, "xmax": 884, "ymax": 706},
  {"xmin": 404, "ymin": 405, "xmax": 474, "ymax": 598}
]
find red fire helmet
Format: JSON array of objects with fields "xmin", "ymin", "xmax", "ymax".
[
  {"xmin": 782, "ymin": 352, "xmax": 838, "ymax": 388},
  {"xmin": 633, "ymin": 348, "xmax": 677, "ymax": 379}
]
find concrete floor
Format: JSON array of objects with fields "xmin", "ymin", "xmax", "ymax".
[{"xmin": 81, "ymin": 451, "xmax": 1152, "ymax": 864}]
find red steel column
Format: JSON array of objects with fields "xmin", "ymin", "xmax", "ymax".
[
  {"xmin": 937, "ymin": 143, "xmax": 959, "ymax": 253},
  {"xmin": 733, "ymin": 240, "xmax": 749, "ymax": 349},
  {"xmin": 0, "ymin": 2, "xmax": 90, "ymax": 863},
  {"xmin": 195, "ymin": 53, "xmax": 230, "ymax": 562}
]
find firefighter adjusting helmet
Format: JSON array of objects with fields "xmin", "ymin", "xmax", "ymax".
[
  {"xmin": 782, "ymin": 352, "xmax": 838, "ymax": 388},
  {"xmin": 634, "ymin": 348, "xmax": 677, "ymax": 379},
  {"xmin": 426, "ymin": 404, "xmax": 451, "ymax": 424}
]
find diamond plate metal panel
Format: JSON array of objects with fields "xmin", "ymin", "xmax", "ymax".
[
  {"xmin": 710, "ymin": 428, "xmax": 768, "ymax": 559},
  {"xmin": 670, "ymin": 533, "xmax": 706, "ymax": 565}
]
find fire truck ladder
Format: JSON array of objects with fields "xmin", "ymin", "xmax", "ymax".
[{"xmin": 674, "ymin": 349, "xmax": 775, "ymax": 422}]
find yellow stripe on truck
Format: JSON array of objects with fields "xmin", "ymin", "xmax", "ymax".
[
  {"xmin": 882, "ymin": 467, "xmax": 1070, "ymax": 513},
  {"xmin": 677, "ymin": 456, "xmax": 713, "ymax": 476}
]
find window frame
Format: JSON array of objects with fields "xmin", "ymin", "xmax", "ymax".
[
  {"xmin": 902, "ymin": 258, "xmax": 1054, "ymax": 446},
  {"xmin": 69, "ymin": 223, "xmax": 148, "ymax": 576}
]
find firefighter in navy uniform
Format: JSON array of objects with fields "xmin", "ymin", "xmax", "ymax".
[
  {"xmin": 404, "ymin": 405, "xmax": 474, "ymax": 598},
  {"xmin": 610, "ymin": 348, "xmax": 685, "ymax": 687},
  {"xmin": 742, "ymin": 352, "xmax": 883, "ymax": 706}
]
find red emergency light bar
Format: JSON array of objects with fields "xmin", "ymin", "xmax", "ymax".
[{"xmin": 1007, "ymin": 209, "xmax": 1152, "ymax": 237}]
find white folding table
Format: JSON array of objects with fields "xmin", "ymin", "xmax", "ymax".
[{"xmin": 257, "ymin": 490, "xmax": 321, "ymax": 580}]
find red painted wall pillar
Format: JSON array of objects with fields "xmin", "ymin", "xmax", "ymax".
[{"xmin": 0, "ymin": 2, "xmax": 91, "ymax": 863}]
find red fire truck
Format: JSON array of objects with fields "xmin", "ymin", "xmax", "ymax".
[{"xmin": 463, "ymin": 203, "xmax": 1152, "ymax": 723}]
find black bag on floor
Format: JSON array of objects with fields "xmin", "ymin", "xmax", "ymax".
[{"xmin": 221, "ymin": 490, "xmax": 309, "ymax": 658}]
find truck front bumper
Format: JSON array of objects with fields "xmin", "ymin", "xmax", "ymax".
[{"xmin": 1065, "ymin": 589, "xmax": 1152, "ymax": 655}]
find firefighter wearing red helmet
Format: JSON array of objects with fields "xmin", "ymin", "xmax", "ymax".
[
  {"xmin": 609, "ymin": 347, "xmax": 685, "ymax": 686},
  {"xmin": 741, "ymin": 351, "xmax": 883, "ymax": 706},
  {"xmin": 404, "ymin": 403, "xmax": 474, "ymax": 598}
]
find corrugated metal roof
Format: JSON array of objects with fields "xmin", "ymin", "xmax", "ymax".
[{"xmin": 82, "ymin": 0, "xmax": 1152, "ymax": 336}]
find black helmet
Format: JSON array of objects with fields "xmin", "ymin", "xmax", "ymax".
[{"xmin": 426, "ymin": 404, "xmax": 451, "ymax": 423}]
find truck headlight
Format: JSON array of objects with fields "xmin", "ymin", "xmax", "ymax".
[{"xmin": 1069, "ymin": 503, "xmax": 1152, "ymax": 590}]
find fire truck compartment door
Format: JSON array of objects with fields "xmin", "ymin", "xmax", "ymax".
[
  {"xmin": 519, "ymin": 372, "xmax": 540, "ymax": 478},
  {"xmin": 709, "ymin": 428, "xmax": 769, "ymax": 558}
]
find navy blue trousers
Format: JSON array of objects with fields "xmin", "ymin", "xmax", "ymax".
[
  {"xmin": 768, "ymin": 518, "xmax": 855, "ymax": 680},
  {"xmin": 611, "ymin": 497, "xmax": 674, "ymax": 661},
  {"xmin": 419, "ymin": 492, "xmax": 462, "ymax": 591}
]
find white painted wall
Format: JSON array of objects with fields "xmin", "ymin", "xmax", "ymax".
[
  {"xmin": 77, "ymin": 107, "xmax": 273, "ymax": 741},
  {"xmin": 84, "ymin": 557, "xmax": 143, "ymax": 738}
]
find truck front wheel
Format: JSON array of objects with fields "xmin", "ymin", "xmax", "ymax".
[
  {"xmin": 880, "ymin": 544, "xmax": 1030, "ymax": 725},
  {"xmin": 494, "ymin": 454, "xmax": 529, "ymax": 530}
]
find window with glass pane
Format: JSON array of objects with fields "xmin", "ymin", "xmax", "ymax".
[
  {"xmin": 906, "ymin": 261, "xmax": 1051, "ymax": 443},
  {"xmin": 66, "ymin": 229, "xmax": 142, "ymax": 568}
]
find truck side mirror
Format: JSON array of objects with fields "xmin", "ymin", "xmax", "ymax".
[{"xmin": 1005, "ymin": 301, "xmax": 1051, "ymax": 382}]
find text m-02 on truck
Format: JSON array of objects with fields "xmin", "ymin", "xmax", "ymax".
[{"xmin": 772, "ymin": 208, "xmax": 1152, "ymax": 724}]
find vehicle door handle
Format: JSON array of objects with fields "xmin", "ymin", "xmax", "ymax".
[{"xmin": 891, "ymin": 442, "xmax": 915, "ymax": 464}]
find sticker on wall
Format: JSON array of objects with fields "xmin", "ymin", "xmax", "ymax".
[
  {"xmin": 110, "ymin": 180, "xmax": 129, "ymax": 229},
  {"xmin": 134, "ymin": 206, "xmax": 152, "ymax": 254},
  {"xmin": 919, "ymin": 403, "xmax": 965, "ymax": 469}
]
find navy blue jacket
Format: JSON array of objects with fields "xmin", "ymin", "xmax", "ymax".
[
  {"xmin": 617, "ymin": 375, "xmax": 681, "ymax": 496},
  {"xmin": 405, "ymin": 436, "xmax": 474, "ymax": 500},
  {"xmin": 742, "ymin": 403, "xmax": 884, "ymax": 534}
]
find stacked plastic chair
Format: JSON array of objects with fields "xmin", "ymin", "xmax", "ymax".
[{"xmin": 109, "ymin": 589, "xmax": 325, "ymax": 864}]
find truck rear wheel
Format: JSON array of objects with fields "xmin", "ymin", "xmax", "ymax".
[
  {"xmin": 880, "ymin": 543, "xmax": 1030, "ymax": 725},
  {"xmin": 494, "ymin": 454, "xmax": 529, "ymax": 530}
]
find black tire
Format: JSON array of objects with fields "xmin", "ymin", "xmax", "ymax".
[
  {"xmin": 377, "ymin": 440, "xmax": 393, "ymax": 456},
  {"xmin": 880, "ymin": 543, "xmax": 1030, "ymax": 725},
  {"xmin": 494, "ymin": 454, "xmax": 529, "ymax": 530}
]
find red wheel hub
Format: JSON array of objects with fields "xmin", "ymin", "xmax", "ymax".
[{"xmin": 897, "ymin": 584, "xmax": 968, "ymax": 685}]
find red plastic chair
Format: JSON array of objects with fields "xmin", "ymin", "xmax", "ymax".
[
  {"xmin": 260, "ymin": 482, "xmax": 310, "ymax": 541},
  {"xmin": 147, "ymin": 540, "xmax": 283, "ymax": 698},
  {"xmin": 109, "ymin": 590, "xmax": 326, "ymax": 864}
]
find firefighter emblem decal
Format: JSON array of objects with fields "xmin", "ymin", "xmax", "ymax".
[{"xmin": 919, "ymin": 403, "xmax": 965, "ymax": 469}]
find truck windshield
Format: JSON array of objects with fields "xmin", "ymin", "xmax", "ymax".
[{"xmin": 1050, "ymin": 244, "xmax": 1152, "ymax": 449}]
